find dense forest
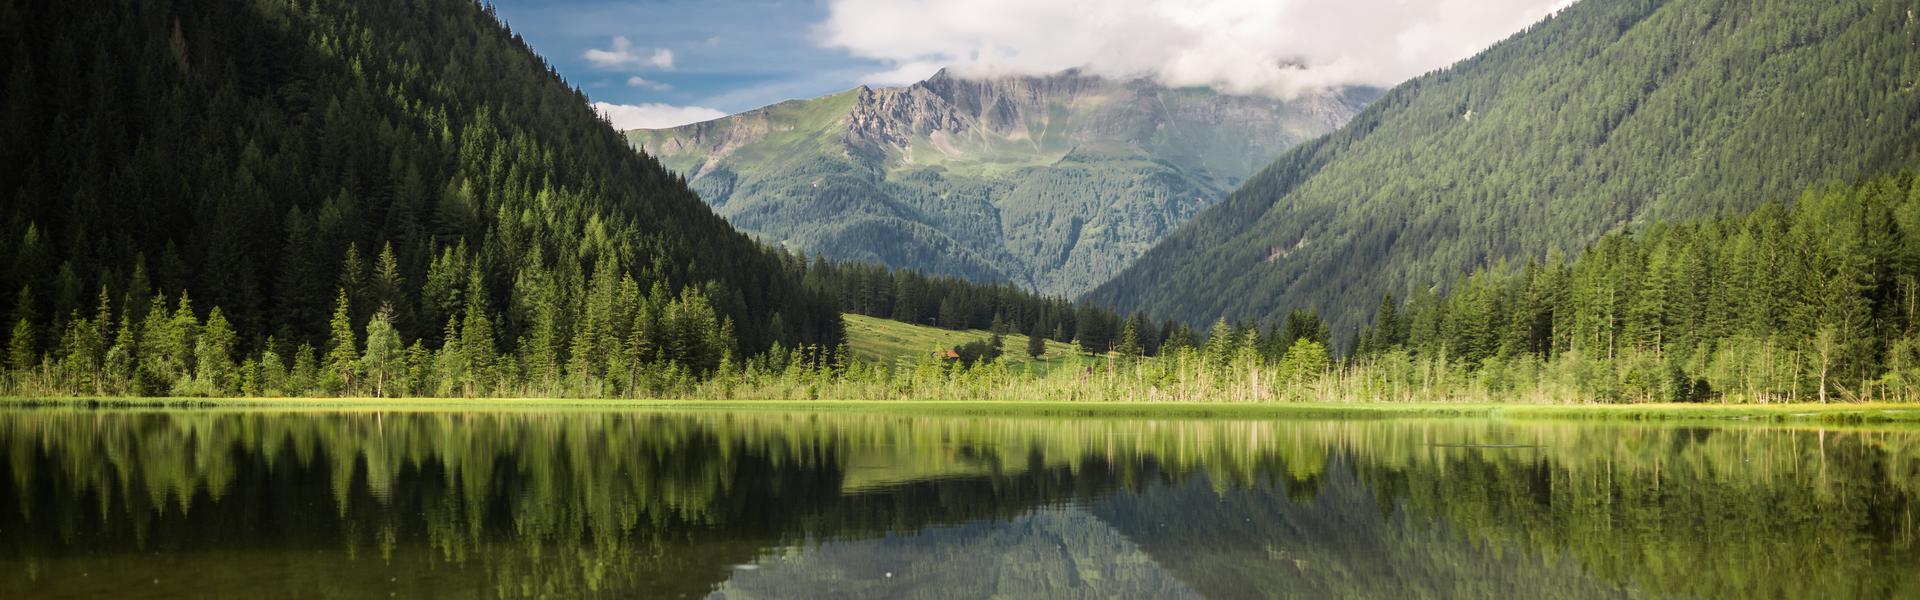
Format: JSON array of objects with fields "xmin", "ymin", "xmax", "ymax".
[
  {"xmin": 0, "ymin": 0, "xmax": 845, "ymax": 396},
  {"xmin": 8, "ymin": 0, "xmax": 1919, "ymax": 406},
  {"xmin": 1351, "ymin": 171, "xmax": 1920, "ymax": 403},
  {"xmin": 1090, "ymin": 0, "xmax": 1920, "ymax": 340}
]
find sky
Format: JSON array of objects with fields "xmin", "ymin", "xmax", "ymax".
[{"xmin": 493, "ymin": 0, "xmax": 1577, "ymax": 130}]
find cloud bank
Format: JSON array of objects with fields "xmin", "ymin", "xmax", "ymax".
[
  {"xmin": 592, "ymin": 102, "xmax": 727, "ymax": 130},
  {"xmin": 584, "ymin": 36, "xmax": 675, "ymax": 70},
  {"xmin": 818, "ymin": 0, "xmax": 1577, "ymax": 96},
  {"xmin": 626, "ymin": 75, "xmax": 672, "ymax": 91}
]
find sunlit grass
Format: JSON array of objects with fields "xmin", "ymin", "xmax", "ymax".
[
  {"xmin": 5, "ymin": 396, "xmax": 1920, "ymax": 425},
  {"xmin": 842, "ymin": 313, "xmax": 1089, "ymax": 375}
]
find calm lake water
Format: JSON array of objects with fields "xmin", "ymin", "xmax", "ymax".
[{"xmin": 1, "ymin": 409, "xmax": 1917, "ymax": 599}]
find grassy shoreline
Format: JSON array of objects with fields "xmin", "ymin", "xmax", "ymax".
[{"xmin": 4, "ymin": 396, "xmax": 1920, "ymax": 424}]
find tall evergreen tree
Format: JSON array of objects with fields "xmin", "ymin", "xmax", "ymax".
[
  {"xmin": 1115, "ymin": 319, "xmax": 1142, "ymax": 363},
  {"xmin": 322, "ymin": 289, "xmax": 359, "ymax": 395},
  {"xmin": 195, "ymin": 307, "xmax": 236, "ymax": 394}
]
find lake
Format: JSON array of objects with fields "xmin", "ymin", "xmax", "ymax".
[{"xmin": 0, "ymin": 408, "xmax": 1916, "ymax": 599}]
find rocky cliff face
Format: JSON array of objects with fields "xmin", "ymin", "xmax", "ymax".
[
  {"xmin": 847, "ymin": 84, "xmax": 969, "ymax": 151},
  {"xmin": 625, "ymin": 69, "xmax": 1376, "ymax": 297}
]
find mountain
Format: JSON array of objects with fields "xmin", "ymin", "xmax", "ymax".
[
  {"xmin": 1087, "ymin": 0, "xmax": 1920, "ymax": 338},
  {"xmin": 0, "ymin": 0, "xmax": 841, "ymax": 392},
  {"xmin": 625, "ymin": 70, "xmax": 1377, "ymax": 297}
]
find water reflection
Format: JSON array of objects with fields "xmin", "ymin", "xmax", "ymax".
[{"xmin": 1, "ymin": 410, "xmax": 1916, "ymax": 598}]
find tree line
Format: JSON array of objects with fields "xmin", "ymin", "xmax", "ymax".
[
  {"xmin": 6, "ymin": 249, "xmax": 744, "ymax": 397},
  {"xmin": 1352, "ymin": 171, "xmax": 1920, "ymax": 403}
]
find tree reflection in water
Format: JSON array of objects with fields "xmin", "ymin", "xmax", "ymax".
[{"xmin": 1, "ymin": 410, "xmax": 1916, "ymax": 598}]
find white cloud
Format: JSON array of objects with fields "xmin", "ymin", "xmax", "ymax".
[
  {"xmin": 627, "ymin": 75, "xmax": 672, "ymax": 91},
  {"xmin": 818, "ymin": 0, "xmax": 1577, "ymax": 96},
  {"xmin": 857, "ymin": 61, "xmax": 946, "ymax": 87},
  {"xmin": 592, "ymin": 102, "xmax": 728, "ymax": 130},
  {"xmin": 584, "ymin": 36, "xmax": 676, "ymax": 70}
]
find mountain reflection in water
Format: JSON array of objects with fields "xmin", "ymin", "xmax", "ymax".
[{"xmin": 1, "ymin": 410, "xmax": 1916, "ymax": 599}]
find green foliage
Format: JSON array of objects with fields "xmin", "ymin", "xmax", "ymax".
[
  {"xmin": 361, "ymin": 307, "xmax": 404, "ymax": 398},
  {"xmin": 0, "ymin": 0, "xmax": 843, "ymax": 396},
  {"xmin": 1094, "ymin": 0, "xmax": 1920, "ymax": 338},
  {"xmin": 950, "ymin": 337, "xmax": 1003, "ymax": 368},
  {"xmin": 193, "ymin": 308, "xmax": 236, "ymax": 395},
  {"xmin": 5, "ymin": 319, "xmax": 30, "ymax": 374},
  {"xmin": 1352, "ymin": 173, "xmax": 1920, "ymax": 403},
  {"xmin": 1276, "ymin": 340, "xmax": 1330, "ymax": 387},
  {"xmin": 1115, "ymin": 319, "xmax": 1143, "ymax": 362},
  {"xmin": 288, "ymin": 344, "xmax": 318, "ymax": 398},
  {"xmin": 322, "ymin": 289, "xmax": 358, "ymax": 395}
]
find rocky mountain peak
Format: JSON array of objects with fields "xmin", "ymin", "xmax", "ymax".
[
  {"xmin": 847, "ymin": 82, "xmax": 969, "ymax": 151},
  {"xmin": 845, "ymin": 69, "xmax": 1153, "ymax": 152}
]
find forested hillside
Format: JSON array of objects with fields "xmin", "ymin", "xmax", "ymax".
[
  {"xmin": 1090, "ymin": 0, "xmax": 1920, "ymax": 340},
  {"xmin": 629, "ymin": 70, "xmax": 1374, "ymax": 296},
  {"xmin": 0, "ymin": 0, "xmax": 842, "ymax": 396},
  {"xmin": 1354, "ymin": 172, "xmax": 1920, "ymax": 403}
]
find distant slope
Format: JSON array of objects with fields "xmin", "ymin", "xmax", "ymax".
[
  {"xmin": 843, "ymin": 314, "xmax": 1088, "ymax": 372},
  {"xmin": 1088, "ymin": 0, "xmax": 1920, "ymax": 337},
  {"xmin": 627, "ymin": 70, "xmax": 1376, "ymax": 296},
  {"xmin": 0, "ymin": 0, "xmax": 840, "ymax": 365}
]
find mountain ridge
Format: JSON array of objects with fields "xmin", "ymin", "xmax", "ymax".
[
  {"xmin": 1088, "ymin": 0, "xmax": 1920, "ymax": 338},
  {"xmin": 626, "ymin": 69, "xmax": 1377, "ymax": 296}
]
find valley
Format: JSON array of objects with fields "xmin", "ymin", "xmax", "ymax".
[{"xmin": 627, "ymin": 69, "xmax": 1376, "ymax": 296}]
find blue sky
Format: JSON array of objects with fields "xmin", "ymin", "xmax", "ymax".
[
  {"xmin": 494, "ymin": 0, "xmax": 1576, "ymax": 130},
  {"xmin": 494, "ymin": 0, "xmax": 892, "ymax": 127}
]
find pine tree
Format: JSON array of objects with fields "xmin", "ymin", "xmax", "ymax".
[
  {"xmin": 1128, "ymin": 313, "xmax": 1159, "ymax": 357},
  {"xmin": 103, "ymin": 316, "xmax": 134, "ymax": 395},
  {"xmin": 371, "ymin": 242, "xmax": 405, "ymax": 331},
  {"xmin": 1203, "ymin": 318, "xmax": 1235, "ymax": 371},
  {"xmin": 195, "ymin": 307, "xmax": 236, "ymax": 394},
  {"xmin": 405, "ymin": 341, "xmax": 432, "ymax": 398},
  {"xmin": 339, "ymin": 243, "xmax": 366, "ymax": 326},
  {"xmin": 1627, "ymin": 244, "xmax": 1674, "ymax": 353},
  {"xmin": 458, "ymin": 276, "xmax": 496, "ymax": 397},
  {"xmin": 1115, "ymin": 319, "xmax": 1142, "ymax": 364},
  {"xmin": 86, "ymin": 288, "xmax": 113, "ymax": 393},
  {"xmin": 989, "ymin": 313, "xmax": 1008, "ymax": 356},
  {"xmin": 421, "ymin": 241, "xmax": 469, "ymax": 336},
  {"xmin": 1277, "ymin": 340, "xmax": 1331, "ymax": 387},
  {"xmin": 322, "ymin": 288, "xmax": 359, "ymax": 395},
  {"xmin": 567, "ymin": 259, "xmax": 615, "ymax": 388},
  {"xmin": 1026, "ymin": 326, "xmax": 1047, "ymax": 359},
  {"xmin": 1371, "ymin": 294, "xmax": 1403, "ymax": 350},
  {"xmin": 258, "ymin": 338, "xmax": 287, "ymax": 397},
  {"xmin": 938, "ymin": 297, "xmax": 965, "ymax": 330},
  {"xmin": 131, "ymin": 293, "xmax": 200, "ymax": 394},
  {"xmin": 1076, "ymin": 305, "xmax": 1110, "ymax": 355},
  {"xmin": 6, "ymin": 318, "xmax": 34, "ymax": 377},
  {"xmin": 1280, "ymin": 309, "xmax": 1330, "ymax": 352},
  {"xmin": 288, "ymin": 343, "xmax": 318, "ymax": 396}
]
